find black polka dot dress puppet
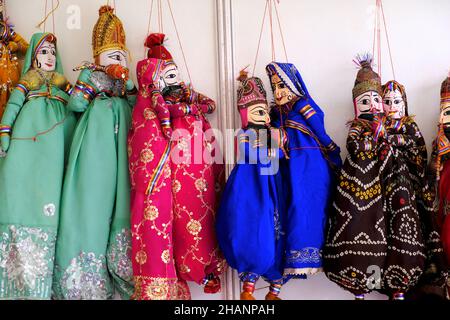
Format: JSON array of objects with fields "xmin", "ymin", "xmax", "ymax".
[
  {"xmin": 380, "ymin": 80, "xmax": 429, "ymax": 300},
  {"xmin": 324, "ymin": 54, "xmax": 393, "ymax": 300}
]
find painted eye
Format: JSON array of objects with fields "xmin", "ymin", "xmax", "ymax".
[
  {"xmin": 51, "ymin": 50, "xmax": 56, "ymax": 56},
  {"xmin": 384, "ymin": 100, "xmax": 391, "ymax": 105},
  {"xmin": 41, "ymin": 49, "xmax": 48, "ymax": 55},
  {"xmin": 279, "ymin": 83, "xmax": 286, "ymax": 89},
  {"xmin": 362, "ymin": 99, "xmax": 369, "ymax": 105},
  {"xmin": 374, "ymin": 97, "xmax": 380, "ymax": 103},
  {"xmin": 394, "ymin": 100, "xmax": 401, "ymax": 104},
  {"xmin": 445, "ymin": 111, "xmax": 450, "ymax": 116},
  {"xmin": 167, "ymin": 74, "xmax": 176, "ymax": 79},
  {"xmin": 258, "ymin": 110, "xmax": 265, "ymax": 116}
]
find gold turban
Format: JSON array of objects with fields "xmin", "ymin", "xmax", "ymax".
[{"xmin": 92, "ymin": 5, "xmax": 127, "ymax": 58}]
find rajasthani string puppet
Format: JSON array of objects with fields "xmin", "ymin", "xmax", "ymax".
[
  {"xmin": 380, "ymin": 80, "xmax": 426, "ymax": 300},
  {"xmin": 0, "ymin": 3, "xmax": 28, "ymax": 119},
  {"xmin": 127, "ymin": 33, "xmax": 225, "ymax": 300},
  {"xmin": 216, "ymin": 72, "xmax": 288, "ymax": 301},
  {"xmin": 324, "ymin": 55, "xmax": 392, "ymax": 300},
  {"xmin": 0, "ymin": 32, "xmax": 76, "ymax": 299},
  {"xmin": 427, "ymin": 74, "xmax": 450, "ymax": 298},
  {"xmin": 53, "ymin": 6, "xmax": 136, "ymax": 300},
  {"xmin": 265, "ymin": 62, "xmax": 341, "ymax": 278}
]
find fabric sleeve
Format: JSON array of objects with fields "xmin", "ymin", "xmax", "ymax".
[
  {"xmin": 125, "ymin": 79, "xmax": 137, "ymax": 106},
  {"xmin": 67, "ymin": 69, "xmax": 98, "ymax": 113},
  {"xmin": 298, "ymin": 102, "xmax": 341, "ymax": 166},
  {"xmin": 10, "ymin": 31, "xmax": 29, "ymax": 54},
  {"xmin": 194, "ymin": 90, "xmax": 216, "ymax": 114},
  {"xmin": 0, "ymin": 84, "xmax": 27, "ymax": 129},
  {"xmin": 346, "ymin": 123, "xmax": 376, "ymax": 155}
]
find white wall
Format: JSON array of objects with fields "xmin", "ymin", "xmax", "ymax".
[{"xmin": 5, "ymin": 0, "xmax": 450, "ymax": 300}]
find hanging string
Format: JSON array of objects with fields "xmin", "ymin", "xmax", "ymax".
[
  {"xmin": 37, "ymin": 0, "xmax": 59, "ymax": 33},
  {"xmin": 380, "ymin": 0, "xmax": 396, "ymax": 80},
  {"xmin": 158, "ymin": 0, "xmax": 163, "ymax": 34},
  {"xmin": 371, "ymin": 0, "xmax": 397, "ymax": 80},
  {"xmin": 252, "ymin": 0, "xmax": 269, "ymax": 76},
  {"xmin": 273, "ymin": 0, "xmax": 288, "ymax": 63},
  {"xmin": 144, "ymin": 0, "xmax": 155, "ymax": 58},
  {"xmin": 51, "ymin": 0, "xmax": 55, "ymax": 34},
  {"xmin": 166, "ymin": 0, "xmax": 193, "ymax": 86},
  {"xmin": 268, "ymin": 0, "xmax": 276, "ymax": 61}
]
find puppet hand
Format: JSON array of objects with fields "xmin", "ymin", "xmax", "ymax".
[
  {"xmin": 0, "ymin": 134, "xmax": 10, "ymax": 152},
  {"xmin": 181, "ymin": 82, "xmax": 193, "ymax": 102},
  {"xmin": 105, "ymin": 64, "xmax": 129, "ymax": 81}
]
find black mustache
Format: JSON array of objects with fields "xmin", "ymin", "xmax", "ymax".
[{"xmin": 162, "ymin": 85, "xmax": 183, "ymax": 97}]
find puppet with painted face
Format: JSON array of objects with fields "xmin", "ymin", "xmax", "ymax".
[
  {"xmin": 0, "ymin": 32, "xmax": 76, "ymax": 299},
  {"xmin": 324, "ymin": 55, "xmax": 394, "ymax": 300},
  {"xmin": 53, "ymin": 6, "xmax": 136, "ymax": 300},
  {"xmin": 265, "ymin": 62, "xmax": 341, "ymax": 284},
  {"xmin": 426, "ymin": 74, "xmax": 450, "ymax": 299},
  {"xmin": 216, "ymin": 71, "xmax": 289, "ymax": 301},
  {"xmin": 379, "ymin": 80, "xmax": 428, "ymax": 299},
  {"xmin": 127, "ymin": 33, "xmax": 225, "ymax": 300}
]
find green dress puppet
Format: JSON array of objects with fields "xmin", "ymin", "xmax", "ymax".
[
  {"xmin": 0, "ymin": 32, "xmax": 76, "ymax": 299},
  {"xmin": 52, "ymin": 6, "xmax": 136, "ymax": 300}
]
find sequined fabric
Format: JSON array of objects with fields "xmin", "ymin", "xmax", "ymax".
[{"xmin": 0, "ymin": 225, "xmax": 56, "ymax": 299}]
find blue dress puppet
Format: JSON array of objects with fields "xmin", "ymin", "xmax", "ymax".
[
  {"xmin": 216, "ymin": 72, "xmax": 289, "ymax": 300},
  {"xmin": 265, "ymin": 62, "xmax": 342, "ymax": 276}
]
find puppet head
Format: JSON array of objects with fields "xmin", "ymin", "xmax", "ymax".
[
  {"xmin": 440, "ymin": 74, "xmax": 450, "ymax": 128},
  {"xmin": 266, "ymin": 62, "xmax": 305, "ymax": 107},
  {"xmin": 237, "ymin": 70, "xmax": 270, "ymax": 129},
  {"xmin": 145, "ymin": 33, "xmax": 183, "ymax": 97},
  {"xmin": 32, "ymin": 33, "xmax": 57, "ymax": 72},
  {"xmin": 92, "ymin": 5, "xmax": 128, "ymax": 67},
  {"xmin": 353, "ymin": 54, "xmax": 383, "ymax": 120},
  {"xmin": 382, "ymin": 80, "xmax": 408, "ymax": 119}
]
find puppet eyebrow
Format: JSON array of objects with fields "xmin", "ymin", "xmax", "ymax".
[{"xmin": 107, "ymin": 51, "xmax": 126, "ymax": 57}]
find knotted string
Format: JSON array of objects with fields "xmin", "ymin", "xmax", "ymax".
[
  {"xmin": 37, "ymin": 0, "xmax": 60, "ymax": 33},
  {"xmin": 252, "ymin": 0, "xmax": 288, "ymax": 76},
  {"xmin": 144, "ymin": 0, "xmax": 155, "ymax": 58},
  {"xmin": 166, "ymin": 0, "xmax": 193, "ymax": 88},
  {"xmin": 372, "ymin": 0, "xmax": 396, "ymax": 80}
]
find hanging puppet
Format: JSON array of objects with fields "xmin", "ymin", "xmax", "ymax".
[
  {"xmin": 380, "ymin": 80, "xmax": 427, "ymax": 300},
  {"xmin": 265, "ymin": 62, "xmax": 341, "ymax": 279},
  {"xmin": 0, "ymin": 0, "xmax": 28, "ymax": 120},
  {"xmin": 0, "ymin": 32, "xmax": 76, "ymax": 299},
  {"xmin": 127, "ymin": 33, "xmax": 226, "ymax": 300},
  {"xmin": 426, "ymin": 74, "xmax": 450, "ymax": 299},
  {"xmin": 53, "ymin": 5, "xmax": 136, "ymax": 300},
  {"xmin": 323, "ymin": 55, "xmax": 392, "ymax": 300},
  {"xmin": 216, "ymin": 71, "xmax": 288, "ymax": 300}
]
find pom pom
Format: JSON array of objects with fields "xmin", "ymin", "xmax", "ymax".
[
  {"xmin": 145, "ymin": 33, "xmax": 166, "ymax": 48},
  {"xmin": 353, "ymin": 53, "xmax": 373, "ymax": 69},
  {"xmin": 237, "ymin": 67, "xmax": 249, "ymax": 82},
  {"xmin": 99, "ymin": 5, "xmax": 114, "ymax": 16}
]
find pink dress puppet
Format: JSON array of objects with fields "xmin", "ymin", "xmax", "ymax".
[{"xmin": 128, "ymin": 33, "xmax": 225, "ymax": 300}]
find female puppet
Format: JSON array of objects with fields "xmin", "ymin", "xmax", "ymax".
[
  {"xmin": 0, "ymin": 8, "xmax": 28, "ymax": 119},
  {"xmin": 127, "ymin": 33, "xmax": 225, "ymax": 300},
  {"xmin": 53, "ymin": 6, "xmax": 136, "ymax": 300},
  {"xmin": 324, "ymin": 55, "xmax": 392, "ymax": 300},
  {"xmin": 0, "ymin": 32, "xmax": 76, "ymax": 299},
  {"xmin": 265, "ymin": 62, "xmax": 341, "ymax": 278},
  {"xmin": 381, "ymin": 80, "xmax": 429, "ymax": 299},
  {"xmin": 426, "ymin": 75, "xmax": 450, "ymax": 299},
  {"xmin": 216, "ymin": 72, "xmax": 288, "ymax": 300}
]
